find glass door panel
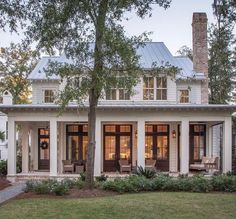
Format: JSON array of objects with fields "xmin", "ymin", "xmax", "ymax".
[
  {"xmin": 120, "ymin": 136, "xmax": 131, "ymax": 160},
  {"xmin": 39, "ymin": 138, "xmax": 49, "ymax": 160},
  {"xmin": 38, "ymin": 128, "xmax": 50, "ymax": 170},
  {"xmin": 145, "ymin": 136, "xmax": 153, "ymax": 159},
  {"xmin": 68, "ymin": 136, "xmax": 79, "ymax": 160},
  {"xmin": 105, "ymin": 136, "xmax": 116, "ymax": 160},
  {"xmin": 157, "ymin": 136, "xmax": 168, "ymax": 160},
  {"xmin": 193, "ymin": 136, "xmax": 205, "ymax": 160}
]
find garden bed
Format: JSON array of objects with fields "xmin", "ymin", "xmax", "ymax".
[{"xmin": 17, "ymin": 188, "xmax": 117, "ymax": 199}]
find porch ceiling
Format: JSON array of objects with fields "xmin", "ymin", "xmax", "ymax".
[{"xmin": 1, "ymin": 102, "xmax": 236, "ymax": 113}]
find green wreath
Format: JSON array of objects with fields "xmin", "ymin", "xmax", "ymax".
[{"xmin": 40, "ymin": 141, "xmax": 49, "ymax": 150}]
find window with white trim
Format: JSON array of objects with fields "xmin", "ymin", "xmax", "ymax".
[
  {"xmin": 143, "ymin": 76, "xmax": 167, "ymax": 100},
  {"xmin": 156, "ymin": 77, "xmax": 167, "ymax": 100},
  {"xmin": 179, "ymin": 90, "xmax": 189, "ymax": 103},
  {"xmin": 143, "ymin": 77, "xmax": 154, "ymax": 100},
  {"xmin": 44, "ymin": 90, "xmax": 55, "ymax": 103},
  {"xmin": 106, "ymin": 88, "xmax": 130, "ymax": 100}
]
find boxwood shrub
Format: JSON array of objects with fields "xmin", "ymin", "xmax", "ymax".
[{"xmin": 102, "ymin": 174, "xmax": 236, "ymax": 194}]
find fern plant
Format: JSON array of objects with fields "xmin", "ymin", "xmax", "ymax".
[{"xmin": 135, "ymin": 166, "xmax": 156, "ymax": 179}]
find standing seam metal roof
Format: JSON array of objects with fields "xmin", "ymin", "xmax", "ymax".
[{"xmin": 28, "ymin": 42, "xmax": 205, "ymax": 81}]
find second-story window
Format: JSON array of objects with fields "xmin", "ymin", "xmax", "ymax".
[
  {"xmin": 119, "ymin": 89, "xmax": 130, "ymax": 100},
  {"xmin": 179, "ymin": 90, "xmax": 189, "ymax": 103},
  {"xmin": 44, "ymin": 90, "xmax": 55, "ymax": 103},
  {"xmin": 106, "ymin": 88, "xmax": 130, "ymax": 100},
  {"xmin": 143, "ymin": 77, "xmax": 154, "ymax": 100},
  {"xmin": 156, "ymin": 77, "xmax": 167, "ymax": 100},
  {"xmin": 106, "ymin": 88, "xmax": 116, "ymax": 100}
]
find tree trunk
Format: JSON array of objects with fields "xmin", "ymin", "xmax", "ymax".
[
  {"xmin": 85, "ymin": 0, "xmax": 108, "ymax": 188},
  {"xmin": 85, "ymin": 89, "xmax": 98, "ymax": 187}
]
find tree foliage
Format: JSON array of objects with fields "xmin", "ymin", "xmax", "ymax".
[
  {"xmin": 209, "ymin": 0, "xmax": 236, "ymax": 104},
  {"xmin": 0, "ymin": 43, "xmax": 39, "ymax": 104},
  {"xmin": 0, "ymin": 0, "xmax": 174, "ymax": 186},
  {"xmin": 176, "ymin": 45, "xmax": 193, "ymax": 61}
]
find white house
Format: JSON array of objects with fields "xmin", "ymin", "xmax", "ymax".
[
  {"xmin": 0, "ymin": 13, "xmax": 235, "ymax": 182},
  {"xmin": 0, "ymin": 112, "xmax": 8, "ymax": 161},
  {"xmin": 0, "ymin": 91, "xmax": 12, "ymax": 161}
]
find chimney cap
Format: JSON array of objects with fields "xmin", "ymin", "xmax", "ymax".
[{"xmin": 192, "ymin": 12, "xmax": 208, "ymax": 23}]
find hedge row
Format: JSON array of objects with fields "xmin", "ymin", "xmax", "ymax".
[{"xmin": 102, "ymin": 174, "xmax": 236, "ymax": 193}]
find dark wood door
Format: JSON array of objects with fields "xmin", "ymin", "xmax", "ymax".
[
  {"xmin": 38, "ymin": 128, "xmax": 50, "ymax": 170},
  {"xmin": 189, "ymin": 124, "xmax": 206, "ymax": 164},
  {"xmin": 103, "ymin": 125, "xmax": 132, "ymax": 172},
  {"xmin": 145, "ymin": 125, "xmax": 169, "ymax": 171}
]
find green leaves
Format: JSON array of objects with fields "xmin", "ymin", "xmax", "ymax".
[
  {"xmin": 0, "ymin": 43, "xmax": 39, "ymax": 104},
  {"xmin": 208, "ymin": 1, "xmax": 235, "ymax": 104}
]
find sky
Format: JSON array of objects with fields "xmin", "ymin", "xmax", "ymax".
[{"xmin": 0, "ymin": 0, "xmax": 219, "ymax": 55}]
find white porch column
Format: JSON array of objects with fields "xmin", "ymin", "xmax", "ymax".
[
  {"xmin": 208, "ymin": 125, "xmax": 212, "ymax": 157},
  {"xmin": 137, "ymin": 119, "xmax": 145, "ymax": 168},
  {"xmin": 21, "ymin": 123, "xmax": 29, "ymax": 173},
  {"xmin": 180, "ymin": 118, "xmax": 189, "ymax": 174},
  {"xmin": 94, "ymin": 119, "xmax": 101, "ymax": 176},
  {"xmin": 223, "ymin": 117, "xmax": 232, "ymax": 173},
  {"xmin": 50, "ymin": 119, "xmax": 58, "ymax": 176},
  {"xmin": 7, "ymin": 117, "xmax": 16, "ymax": 177}
]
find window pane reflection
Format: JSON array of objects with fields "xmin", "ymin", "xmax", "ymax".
[
  {"xmin": 105, "ymin": 136, "xmax": 116, "ymax": 160},
  {"xmin": 157, "ymin": 136, "xmax": 168, "ymax": 160},
  {"xmin": 120, "ymin": 136, "xmax": 131, "ymax": 159}
]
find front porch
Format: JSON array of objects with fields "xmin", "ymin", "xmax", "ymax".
[{"xmin": 6, "ymin": 112, "xmax": 232, "ymax": 182}]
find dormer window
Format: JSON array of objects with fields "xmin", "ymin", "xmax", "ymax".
[
  {"xmin": 179, "ymin": 90, "xmax": 189, "ymax": 103},
  {"xmin": 44, "ymin": 90, "xmax": 55, "ymax": 103}
]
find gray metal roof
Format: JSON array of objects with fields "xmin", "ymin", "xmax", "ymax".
[
  {"xmin": 28, "ymin": 42, "xmax": 204, "ymax": 81},
  {"xmin": 0, "ymin": 102, "xmax": 235, "ymax": 113}
]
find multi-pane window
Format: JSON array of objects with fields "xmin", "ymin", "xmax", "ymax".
[
  {"xmin": 119, "ymin": 89, "xmax": 130, "ymax": 100},
  {"xmin": 143, "ymin": 76, "xmax": 167, "ymax": 100},
  {"xmin": 106, "ymin": 89, "xmax": 116, "ymax": 100},
  {"xmin": 156, "ymin": 77, "xmax": 167, "ymax": 100},
  {"xmin": 179, "ymin": 90, "xmax": 189, "ymax": 103},
  {"xmin": 44, "ymin": 90, "xmax": 55, "ymax": 103},
  {"xmin": 106, "ymin": 88, "xmax": 130, "ymax": 100},
  {"xmin": 143, "ymin": 77, "xmax": 154, "ymax": 100},
  {"xmin": 190, "ymin": 125, "xmax": 206, "ymax": 162}
]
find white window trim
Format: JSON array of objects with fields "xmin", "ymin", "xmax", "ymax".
[
  {"xmin": 105, "ymin": 88, "xmax": 130, "ymax": 100},
  {"xmin": 42, "ymin": 89, "xmax": 56, "ymax": 104},
  {"xmin": 143, "ymin": 76, "xmax": 168, "ymax": 101},
  {"xmin": 178, "ymin": 89, "xmax": 190, "ymax": 104}
]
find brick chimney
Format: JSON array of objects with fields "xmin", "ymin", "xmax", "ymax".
[{"xmin": 192, "ymin": 13, "xmax": 208, "ymax": 104}]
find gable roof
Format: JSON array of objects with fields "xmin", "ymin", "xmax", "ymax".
[{"xmin": 28, "ymin": 42, "xmax": 205, "ymax": 81}]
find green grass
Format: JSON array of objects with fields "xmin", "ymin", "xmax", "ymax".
[{"xmin": 0, "ymin": 192, "xmax": 236, "ymax": 219}]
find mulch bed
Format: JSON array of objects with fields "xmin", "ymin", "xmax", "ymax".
[
  {"xmin": 16, "ymin": 188, "xmax": 118, "ymax": 199},
  {"xmin": 0, "ymin": 177, "xmax": 11, "ymax": 191}
]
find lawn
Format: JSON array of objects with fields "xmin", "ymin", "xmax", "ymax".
[{"xmin": 0, "ymin": 192, "xmax": 235, "ymax": 219}]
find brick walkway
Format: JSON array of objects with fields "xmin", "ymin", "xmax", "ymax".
[{"xmin": 0, "ymin": 183, "xmax": 25, "ymax": 204}]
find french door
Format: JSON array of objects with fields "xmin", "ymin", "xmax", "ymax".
[
  {"xmin": 38, "ymin": 128, "xmax": 50, "ymax": 170},
  {"xmin": 103, "ymin": 125, "xmax": 132, "ymax": 172},
  {"xmin": 66, "ymin": 124, "xmax": 88, "ymax": 162},
  {"xmin": 145, "ymin": 124, "xmax": 169, "ymax": 171},
  {"xmin": 189, "ymin": 124, "xmax": 206, "ymax": 164}
]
